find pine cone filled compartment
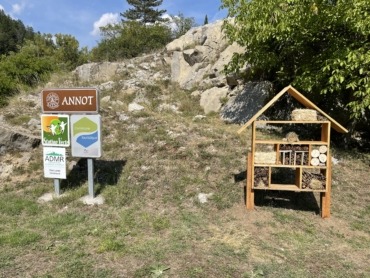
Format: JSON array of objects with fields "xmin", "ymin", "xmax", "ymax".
[
  {"xmin": 254, "ymin": 167, "xmax": 269, "ymax": 188},
  {"xmin": 302, "ymin": 169, "xmax": 326, "ymax": 190}
]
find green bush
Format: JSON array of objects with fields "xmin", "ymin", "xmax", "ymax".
[
  {"xmin": 222, "ymin": 0, "xmax": 370, "ymax": 124},
  {"xmin": 91, "ymin": 21, "xmax": 172, "ymax": 61}
]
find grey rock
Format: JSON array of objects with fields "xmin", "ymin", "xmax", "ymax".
[
  {"xmin": 221, "ymin": 81, "xmax": 273, "ymax": 124},
  {"xmin": 0, "ymin": 126, "xmax": 41, "ymax": 153}
]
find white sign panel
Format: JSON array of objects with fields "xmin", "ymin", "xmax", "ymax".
[
  {"xmin": 43, "ymin": 147, "xmax": 67, "ymax": 179},
  {"xmin": 70, "ymin": 114, "xmax": 102, "ymax": 158}
]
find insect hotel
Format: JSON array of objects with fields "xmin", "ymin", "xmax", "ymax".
[{"xmin": 238, "ymin": 85, "xmax": 348, "ymax": 218}]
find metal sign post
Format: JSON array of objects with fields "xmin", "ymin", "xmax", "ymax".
[
  {"xmin": 43, "ymin": 147, "xmax": 67, "ymax": 196},
  {"xmin": 54, "ymin": 179, "xmax": 61, "ymax": 196},
  {"xmin": 87, "ymin": 158, "xmax": 94, "ymax": 198}
]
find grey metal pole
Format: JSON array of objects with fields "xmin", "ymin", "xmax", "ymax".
[
  {"xmin": 54, "ymin": 179, "xmax": 60, "ymax": 196},
  {"xmin": 87, "ymin": 158, "xmax": 94, "ymax": 198}
]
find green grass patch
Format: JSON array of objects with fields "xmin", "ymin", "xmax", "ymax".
[
  {"xmin": 0, "ymin": 229, "xmax": 42, "ymax": 246},
  {"xmin": 0, "ymin": 194, "xmax": 40, "ymax": 216}
]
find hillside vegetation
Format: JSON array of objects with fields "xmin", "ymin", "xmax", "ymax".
[{"xmin": 0, "ymin": 67, "xmax": 369, "ymax": 277}]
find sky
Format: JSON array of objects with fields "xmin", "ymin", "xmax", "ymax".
[{"xmin": 0, "ymin": 0, "xmax": 228, "ymax": 49}]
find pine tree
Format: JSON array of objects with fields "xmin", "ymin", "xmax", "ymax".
[
  {"xmin": 204, "ymin": 15, "xmax": 208, "ymax": 25},
  {"xmin": 121, "ymin": 0, "xmax": 166, "ymax": 24}
]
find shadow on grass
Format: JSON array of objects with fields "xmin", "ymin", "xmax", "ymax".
[
  {"xmin": 61, "ymin": 159, "xmax": 126, "ymax": 195},
  {"xmin": 254, "ymin": 190, "xmax": 320, "ymax": 214},
  {"xmin": 235, "ymin": 170, "xmax": 320, "ymax": 214}
]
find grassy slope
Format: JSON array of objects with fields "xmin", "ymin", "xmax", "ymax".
[{"xmin": 0, "ymin": 78, "xmax": 369, "ymax": 278}]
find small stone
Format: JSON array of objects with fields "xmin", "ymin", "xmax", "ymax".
[
  {"xmin": 79, "ymin": 195, "xmax": 105, "ymax": 205},
  {"xmin": 128, "ymin": 102, "xmax": 145, "ymax": 112}
]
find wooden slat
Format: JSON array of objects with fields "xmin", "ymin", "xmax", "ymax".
[
  {"xmin": 256, "ymin": 140, "xmax": 328, "ymax": 145},
  {"xmin": 296, "ymin": 168, "xmax": 303, "ymax": 189},
  {"xmin": 321, "ymin": 145, "xmax": 332, "ymax": 218},
  {"xmin": 256, "ymin": 120, "xmax": 330, "ymax": 124},
  {"xmin": 246, "ymin": 152, "xmax": 254, "ymax": 210},
  {"xmin": 253, "ymin": 184, "xmax": 326, "ymax": 192}
]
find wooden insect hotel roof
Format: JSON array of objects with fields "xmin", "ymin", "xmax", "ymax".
[{"xmin": 237, "ymin": 85, "xmax": 348, "ymax": 134}]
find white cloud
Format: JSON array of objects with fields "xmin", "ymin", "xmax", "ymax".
[
  {"xmin": 0, "ymin": 5, "xmax": 4, "ymax": 11},
  {"xmin": 91, "ymin": 13, "xmax": 120, "ymax": 36},
  {"xmin": 12, "ymin": 2, "xmax": 26, "ymax": 15}
]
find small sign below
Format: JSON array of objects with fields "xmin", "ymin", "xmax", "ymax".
[
  {"xmin": 43, "ymin": 147, "xmax": 67, "ymax": 179},
  {"xmin": 41, "ymin": 88, "xmax": 99, "ymax": 113}
]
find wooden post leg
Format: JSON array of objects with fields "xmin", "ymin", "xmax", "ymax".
[
  {"xmin": 246, "ymin": 152, "xmax": 254, "ymax": 210},
  {"xmin": 320, "ymin": 192, "xmax": 330, "ymax": 218},
  {"xmin": 321, "ymin": 163, "xmax": 331, "ymax": 218}
]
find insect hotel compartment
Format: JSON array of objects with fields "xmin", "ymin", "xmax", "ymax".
[
  {"xmin": 279, "ymin": 144, "xmax": 309, "ymax": 165},
  {"xmin": 254, "ymin": 167, "xmax": 269, "ymax": 187},
  {"xmin": 302, "ymin": 169, "xmax": 326, "ymax": 190}
]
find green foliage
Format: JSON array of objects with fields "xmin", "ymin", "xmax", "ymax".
[
  {"xmin": 121, "ymin": 0, "xmax": 166, "ymax": 24},
  {"xmin": 2, "ymin": 44, "xmax": 54, "ymax": 86},
  {"xmin": 0, "ymin": 29, "xmax": 87, "ymax": 106},
  {"xmin": 0, "ymin": 10, "xmax": 34, "ymax": 55},
  {"xmin": 91, "ymin": 21, "xmax": 172, "ymax": 61},
  {"xmin": 54, "ymin": 34, "xmax": 88, "ymax": 70},
  {"xmin": 222, "ymin": 0, "xmax": 370, "ymax": 121}
]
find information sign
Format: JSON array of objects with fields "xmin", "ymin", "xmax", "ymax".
[
  {"xmin": 41, "ymin": 114, "xmax": 70, "ymax": 147},
  {"xmin": 41, "ymin": 88, "xmax": 99, "ymax": 113},
  {"xmin": 70, "ymin": 114, "xmax": 102, "ymax": 158}
]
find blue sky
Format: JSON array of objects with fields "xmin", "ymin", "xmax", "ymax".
[{"xmin": 0, "ymin": 0, "xmax": 227, "ymax": 49}]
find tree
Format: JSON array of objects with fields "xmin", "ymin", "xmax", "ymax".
[
  {"xmin": 0, "ymin": 10, "xmax": 34, "ymax": 55},
  {"xmin": 54, "ymin": 34, "xmax": 85, "ymax": 70},
  {"xmin": 221, "ymin": 0, "xmax": 370, "ymax": 125},
  {"xmin": 121, "ymin": 0, "xmax": 166, "ymax": 24},
  {"xmin": 204, "ymin": 15, "xmax": 208, "ymax": 25},
  {"xmin": 91, "ymin": 21, "xmax": 172, "ymax": 61},
  {"xmin": 171, "ymin": 13, "xmax": 196, "ymax": 39}
]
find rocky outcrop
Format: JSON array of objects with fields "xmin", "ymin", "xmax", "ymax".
[
  {"xmin": 72, "ymin": 54, "xmax": 170, "ymax": 97},
  {"xmin": 165, "ymin": 20, "xmax": 245, "ymax": 91},
  {"xmin": 73, "ymin": 62, "xmax": 126, "ymax": 83},
  {"xmin": 72, "ymin": 20, "xmax": 250, "ymax": 116},
  {"xmin": 71, "ymin": 20, "xmax": 272, "ymax": 120},
  {"xmin": 0, "ymin": 124, "xmax": 41, "ymax": 154}
]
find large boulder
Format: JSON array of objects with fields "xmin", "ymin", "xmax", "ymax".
[
  {"xmin": 221, "ymin": 81, "xmax": 273, "ymax": 124},
  {"xmin": 200, "ymin": 87, "xmax": 229, "ymax": 114}
]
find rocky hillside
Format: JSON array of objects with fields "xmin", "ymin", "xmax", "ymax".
[{"xmin": 0, "ymin": 20, "xmax": 272, "ymax": 179}]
